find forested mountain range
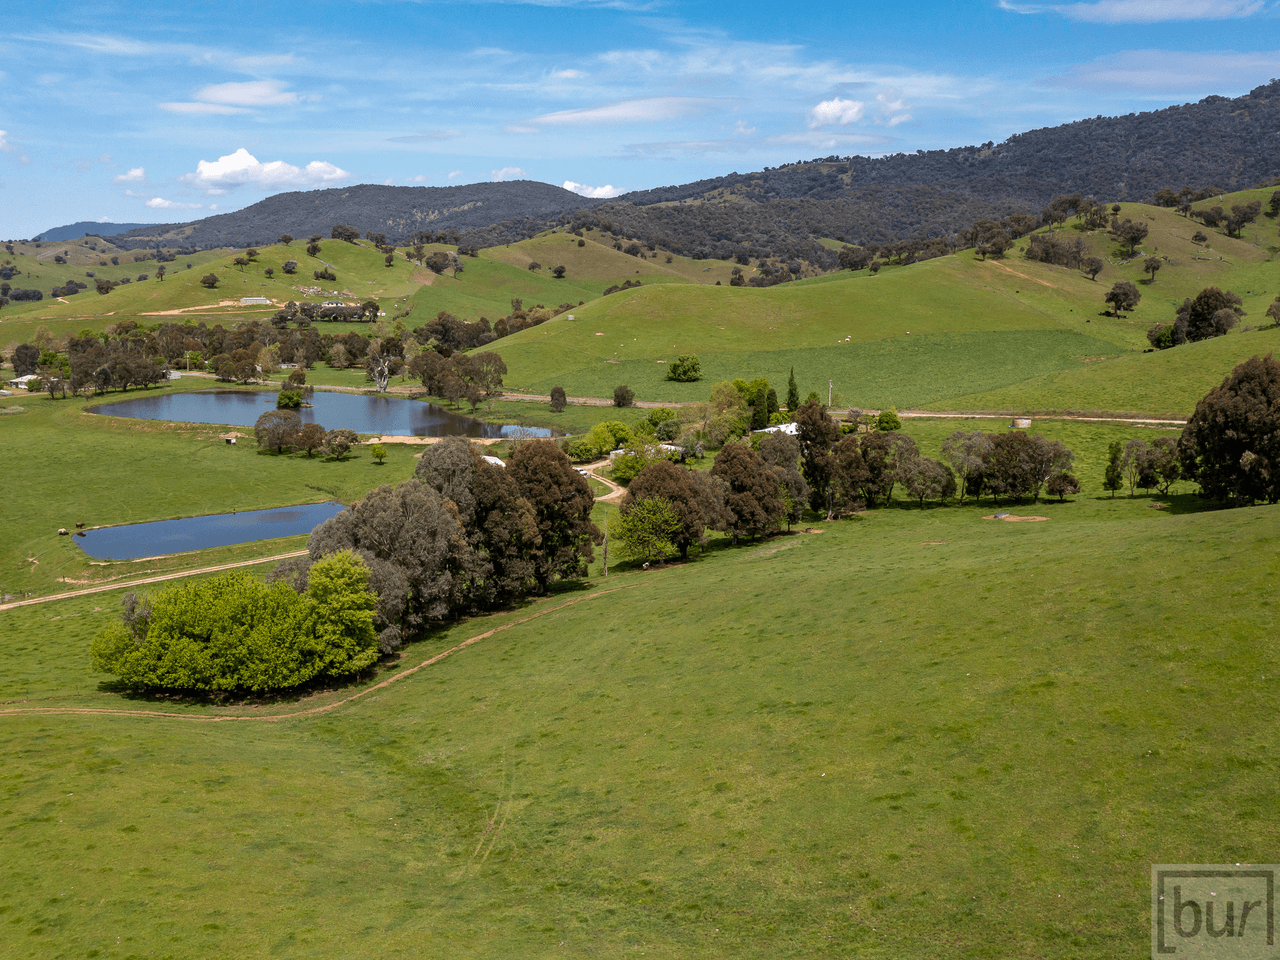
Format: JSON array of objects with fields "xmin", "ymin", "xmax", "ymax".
[{"xmin": 87, "ymin": 80, "xmax": 1280, "ymax": 262}]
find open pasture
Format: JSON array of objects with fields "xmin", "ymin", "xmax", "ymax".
[{"xmin": 2, "ymin": 480, "xmax": 1277, "ymax": 958}]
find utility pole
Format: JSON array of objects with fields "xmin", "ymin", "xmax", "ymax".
[
  {"xmin": 603, "ymin": 515, "xmax": 608, "ymax": 578},
  {"xmin": 828, "ymin": 379, "xmax": 833, "ymax": 407}
]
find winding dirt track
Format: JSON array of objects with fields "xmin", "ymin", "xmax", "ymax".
[
  {"xmin": 0, "ymin": 551, "xmax": 309, "ymax": 613},
  {"xmin": 0, "ymin": 583, "xmax": 646, "ymax": 723}
]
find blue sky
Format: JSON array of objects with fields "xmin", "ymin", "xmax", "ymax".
[{"xmin": 1, "ymin": 0, "xmax": 1277, "ymax": 239}]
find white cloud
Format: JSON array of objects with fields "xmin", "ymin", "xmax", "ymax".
[
  {"xmin": 998, "ymin": 0, "xmax": 1265, "ymax": 21},
  {"xmin": 0, "ymin": 130, "xmax": 13, "ymax": 153},
  {"xmin": 808, "ymin": 97, "xmax": 865, "ymax": 128},
  {"xmin": 491, "ymin": 166, "xmax": 527, "ymax": 181},
  {"xmin": 875, "ymin": 88, "xmax": 912, "ymax": 127},
  {"xmin": 159, "ymin": 102, "xmax": 248, "ymax": 115},
  {"xmin": 531, "ymin": 96, "xmax": 731, "ymax": 125},
  {"xmin": 146, "ymin": 197, "xmax": 205, "ymax": 210},
  {"xmin": 114, "ymin": 167, "xmax": 145, "ymax": 184},
  {"xmin": 448, "ymin": 170, "xmax": 464, "ymax": 180},
  {"xmin": 505, "ymin": 124, "xmax": 541, "ymax": 134},
  {"xmin": 195, "ymin": 80, "xmax": 299, "ymax": 107},
  {"xmin": 733, "ymin": 120, "xmax": 757, "ymax": 136},
  {"xmin": 161, "ymin": 80, "xmax": 301, "ymax": 115},
  {"xmin": 563, "ymin": 180, "xmax": 624, "ymax": 198},
  {"xmin": 178, "ymin": 148, "xmax": 350, "ymax": 193},
  {"xmin": 411, "ymin": 174, "xmax": 429, "ymax": 183},
  {"xmin": 550, "ymin": 69, "xmax": 585, "ymax": 79}
]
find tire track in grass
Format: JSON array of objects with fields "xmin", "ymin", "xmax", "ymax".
[{"xmin": 0, "ymin": 582, "xmax": 648, "ymax": 724}]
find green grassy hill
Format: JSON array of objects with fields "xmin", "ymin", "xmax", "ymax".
[
  {"xmin": 489, "ymin": 196, "xmax": 1280, "ymax": 415},
  {"xmin": 5, "ymin": 193, "xmax": 1278, "ymax": 419}
]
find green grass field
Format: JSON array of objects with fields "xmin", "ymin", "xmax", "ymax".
[{"xmin": 2, "ymin": 471, "xmax": 1277, "ymax": 958}]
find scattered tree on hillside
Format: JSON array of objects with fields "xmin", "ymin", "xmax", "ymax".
[
  {"xmin": 616, "ymin": 496, "xmax": 680, "ymax": 563},
  {"xmin": 614, "ymin": 384, "xmax": 635, "ymax": 407},
  {"xmin": 1105, "ymin": 280, "xmax": 1140, "ymax": 317},
  {"xmin": 1143, "ymin": 257, "xmax": 1162, "ymax": 283},
  {"xmin": 794, "ymin": 399, "xmax": 841, "ymax": 516},
  {"xmin": 1179, "ymin": 353, "xmax": 1280, "ymax": 504},
  {"xmin": 1103, "ymin": 440, "xmax": 1124, "ymax": 498},
  {"xmin": 941, "ymin": 430, "xmax": 994, "ymax": 503},
  {"xmin": 12, "ymin": 343, "xmax": 40, "ymax": 376},
  {"xmin": 200, "ymin": 273, "xmax": 219, "ymax": 289},
  {"xmin": 1113, "ymin": 218, "xmax": 1149, "ymax": 255},
  {"xmin": 279, "ymin": 234, "xmax": 293, "ymax": 245},
  {"xmin": 508, "ymin": 439, "xmax": 601, "ymax": 591},
  {"xmin": 710, "ymin": 443, "xmax": 783, "ymax": 542},
  {"xmin": 1082, "ymin": 256, "xmax": 1104, "ymax": 281},
  {"xmin": 786, "ymin": 367, "xmax": 800, "ymax": 411},
  {"xmin": 552, "ymin": 265, "xmax": 566, "ymax": 279},
  {"xmin": 550, "ymin": 386, "xmax": 567, "ymax": 412}
]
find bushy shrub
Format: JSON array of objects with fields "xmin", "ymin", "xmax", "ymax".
[{"xmin": 90, "ymin": 553, "xmax": 379, "ymax": 693}]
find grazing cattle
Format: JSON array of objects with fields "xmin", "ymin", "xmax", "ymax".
[{"xmin": 75, "ymin": 522, "xmax": 85, "ymax": 529}]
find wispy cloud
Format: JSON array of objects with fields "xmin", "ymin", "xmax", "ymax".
[
  {"xmin": 491, "ymin": 166, "xmax": 527, "ymax": 181},
  {"xmin": 113, "ymin": 167, "xmax": 146, "ymax": 184},
  {"xmin": 386, "ymin": 128, "xmax": 462, "ymax": 143},
  {"xmin": 448, "ymin": 170, "xmax": 464, "ymax": 180},
  {"xmin": 159, "ymin": 102, "xmax": 249, "ymax": 115},
  {"xmin": 178, "ymin": 148, "xmax": 350, "ymax": 193},
  {"xmin": 195, "ymin": 80, "xmax": 299, "ymax": 106},
  {"xmin": 0, "ymin": 130, "xmax": 14, "ymax": 153},
  {"xmin": 998, "ymin": 0, "xmax": 1266, "ymax": 22},
  {"xmin": 768, "ymin": 131, "xmax": 895, "ymax": 148},
  {"xmin": 563, "ymin": 179, "xmax": 623, "ymax": 198},
  {"xmin": 1043, "ymin": 48, "xmax": 1280, "ymax": 89},
  {"xmin": 531, "ymin": 96, "xmax": 733, "ymax": 125}
]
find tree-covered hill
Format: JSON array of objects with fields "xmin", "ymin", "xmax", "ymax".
[
  {"xmin": 84, "ymin": 82, "xmax": 1280, "ymax": 265},
  {"xmin": 103, "ymin": 181, "xmax": 608, "ymax": 252}
]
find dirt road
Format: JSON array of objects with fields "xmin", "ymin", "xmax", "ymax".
[{"xmin": 0, "ymin": 550, "xmax": 308, "ymax": 612}]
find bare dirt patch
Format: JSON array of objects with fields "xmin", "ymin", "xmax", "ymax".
[
  {"xmin": 983, "ymin": 514, "xmax": 1050, "ymax": 522},
  {"xmin": 981, "ymin": 259, "xmax": 1057, "ymax": 289}
]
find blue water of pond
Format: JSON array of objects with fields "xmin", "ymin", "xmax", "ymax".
[
  {"xmin": 90, "ymin": 389, "xmax": 554, "ymax": 438},
  {"xmin": 76, "ymin": 501, "xmax": 347, "ymax": 561}
]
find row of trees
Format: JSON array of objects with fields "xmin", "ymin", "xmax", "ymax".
[
  {"xmin": 286, "ymin": 439, "xmax": 601, "ymax": 653},
  {"xmin": 795, "ymin": 401, "xmax": 1078, "ymax": 516},
  {"xmin": 253, "ymin": 409, "xmax": 361, "ymax": 459}
]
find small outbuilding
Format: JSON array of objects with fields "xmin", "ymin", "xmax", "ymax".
[{"xmin": 753, "ymin": 422, "xmax": 799, "ymax": 436}]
